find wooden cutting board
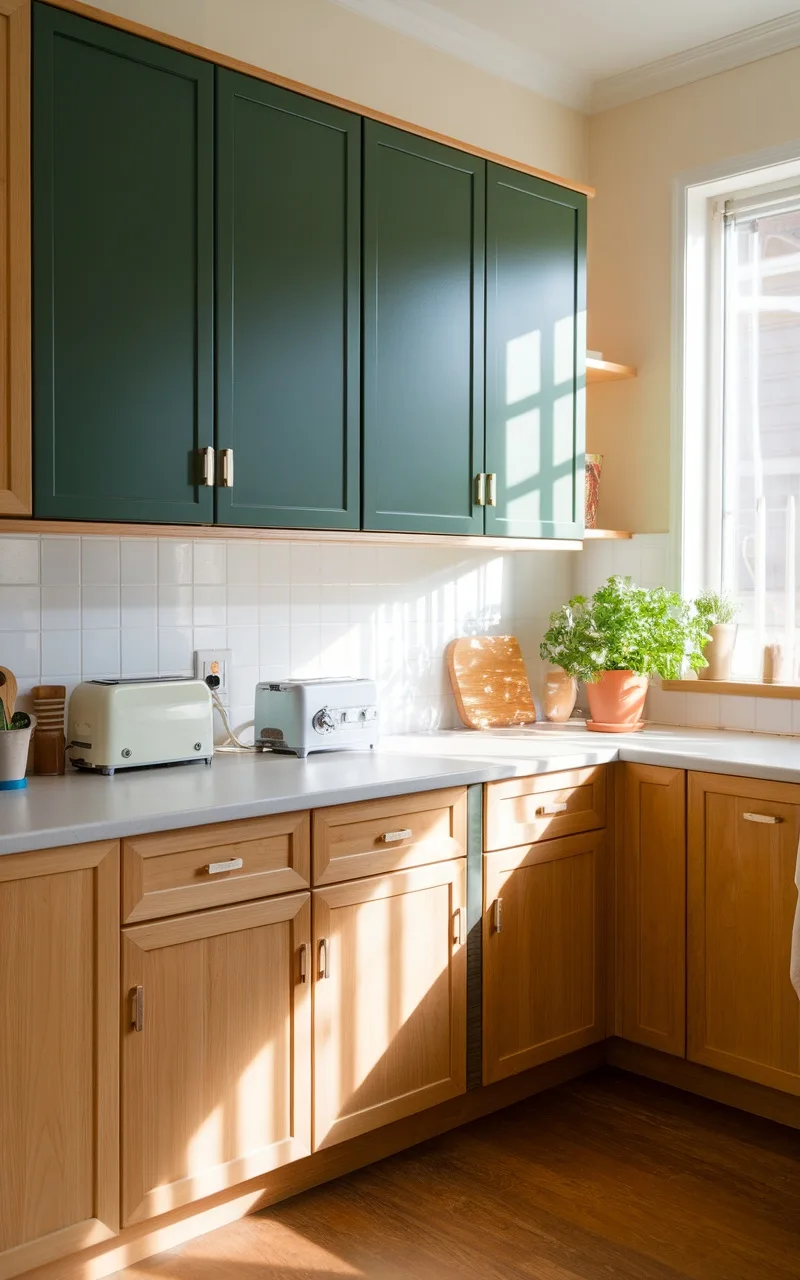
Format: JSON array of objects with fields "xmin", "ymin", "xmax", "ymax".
[{"xmin": 446, "ymin": 636, "xmax": 536, "ymax": 729}]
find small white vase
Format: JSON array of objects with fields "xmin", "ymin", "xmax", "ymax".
[
  {"xmin": 543, "ymin": 667, "xmax": 578, "ymax": 722},
  {"xmin": 698, "ymin": 624, "xmax": 737, "ymax": 681},
  {"xmin": 0, "ymin": 715, "xmax": 35, "ymax": 790}
]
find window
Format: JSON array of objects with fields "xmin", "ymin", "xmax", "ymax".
[{"xmin": 683, "ymin": 167, "xmax": 800, "ymax": 680}]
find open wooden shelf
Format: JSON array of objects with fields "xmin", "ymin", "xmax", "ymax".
[
  {"xmin": 583, "ymin": 529, "xmax": 633, "ymax": 540},
  {"xmin": 586, "ymin": 358, "xmax": 637, "ymax": 384},
  {"xmin": 662, "ymin": 679, "xmax": 800, "ymax": 700}
]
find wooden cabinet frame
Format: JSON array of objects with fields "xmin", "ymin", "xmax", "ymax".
[{"xmin": 0, "ymin": 841, "xmax": 118, "ymax": 1280}]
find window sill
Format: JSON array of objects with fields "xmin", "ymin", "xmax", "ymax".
[{"xmin": 661, "ymin": 679, "xmax": 800, "ymax": 700}]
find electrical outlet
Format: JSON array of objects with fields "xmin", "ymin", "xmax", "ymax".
[{"xmin": 194, "ymin": 648, "xmax": 232, "ymax": 707}]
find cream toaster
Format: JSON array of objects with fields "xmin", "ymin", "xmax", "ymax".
[
  {"xmin": 67, "ymin": 678, "xmax": 214, "ymax": 775},
  {"xmin": 255, "ymin": 677, "xmax": 378, "ymax": 757}
]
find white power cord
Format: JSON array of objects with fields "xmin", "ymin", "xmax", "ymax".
[{"xmin": 211, "ymin": 689, "xmax": 256, "ymax": 752}]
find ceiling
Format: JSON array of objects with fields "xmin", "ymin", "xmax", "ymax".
[{"xmin": 330, "ymin": 0, "xmax": 800, "ymax": 110}]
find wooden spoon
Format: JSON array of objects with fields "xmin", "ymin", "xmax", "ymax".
[{"xmin": 0, "ymin": 666, "xmax": 17, "ymax": 724}]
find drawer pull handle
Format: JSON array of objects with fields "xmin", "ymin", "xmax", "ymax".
[
  {"xmin": 743, "ymin": 812, "xmax": 782, "ymax": 825},
  {"xmin": 453, "ymin": 906, "xmax": 465, "ymax": 945},
  {"xmin": 380, "ymin": 829, "xmax": 412, "ymax": 843},
  {"xmin": 205, "ymin": 857, "xmax": 244, "ymax": 875},
  {"xmin": 299, "ymin": 943, "xmax": 308, "ymax": 984},
  {"xmin": 319, "ymin": 937, "xmax": 330, "ymax": 979},
  {"xmin": 130, "ymin": 985, "xmax": 144, "ymax": 1032},
  {"xmin": 493, "ymin": 897, "xmax": 502, "ymax": 933},
  {"xmin": 536, "ymin": 802, "xmax": 568, "ymax": 816}
]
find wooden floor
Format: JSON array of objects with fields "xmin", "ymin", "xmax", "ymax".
[{"xmin": 117, "ymin": 1068, "xmax": 800, "ymax": 1280}]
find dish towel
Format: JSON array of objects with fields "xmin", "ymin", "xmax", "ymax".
[{"xmin": 792, "ymin": 833, "xmax": 800, "ymax": 1001}]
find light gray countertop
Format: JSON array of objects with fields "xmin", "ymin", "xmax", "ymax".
[{"xmin": 1, "ymin": 723, "xmax": 798, "ymax": 857}]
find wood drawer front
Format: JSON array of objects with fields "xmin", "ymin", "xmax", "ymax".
[
  {"xmin": 122, "ymin": 812, "xmax": 311, "ymax": 922},
  {"xmin": 484, "ymin": 767, "xmax": 606, "ymax": 852},
  {"xmin": 312, "ymin": 787, "xmax": 467, "ymax": 885}
]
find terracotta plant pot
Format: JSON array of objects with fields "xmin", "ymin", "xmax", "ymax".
[
  {"xmin": 543, "ymin": 666, "xmax": 578, "ymax": 722},
  {"xmin": 698, "ymin": 623, "xmax": 736, "ymax": 681},
  {"xmin": 585, "ymin": 670, "xmax": 648, "ymax": 730}
]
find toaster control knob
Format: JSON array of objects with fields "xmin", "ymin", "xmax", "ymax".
[{"xmin": 313, "ymin": 707, "xmax": 336, "ymax": 734}]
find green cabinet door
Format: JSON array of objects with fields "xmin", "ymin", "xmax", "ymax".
[
  {"xmin": 33, "ymin": 4, "xmax": 214, "ymax": 523},
  {"xmin": 216, "ymin": 71, "xmax": 361, "ymax": 529},
  {"xmin": 485, "ymin": 164, "xmax": 586, "ymax": 540},
  {"xmin": 363, "ymin": 123, "xmax": 485, "ymax": 535}
]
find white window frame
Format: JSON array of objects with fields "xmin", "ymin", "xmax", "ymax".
[{"xmin": 672, "ymin": 142, "xmax": 800, "ymax": 621}]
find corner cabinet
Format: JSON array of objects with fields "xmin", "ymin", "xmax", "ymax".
[
  {"xmin": 0, "ymin": 0, "xmax": 30, "ymax": 516},
  {"xmin": 32, "ymin": 3, "xmax": 215, "ymax": 523},
  {"xmin": 215, "ymin": 71, "xmax": 361, "ymax": 530},
  {"xmin": 0, "ymin": 841, "xmax": 119, "ymax": 1280},
  {"xmin": 485, "ymin": 165, "xmax": 586, "ymax": 540}
]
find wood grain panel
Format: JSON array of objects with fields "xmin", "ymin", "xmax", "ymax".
[
  {"xmin": 122, "ymin": 892, "xmax": 311, "ymax": 1226},
  {"xmin": 618, "ymin": 764, "xmax": 686, "ymax": 1056},
  {"xmin": 688, "ymin": 772, "xmax": 800, "ymax": 1094},
  {"xmin": 312, "ymin": 787, "xmax": 466, "ymax": 885},
  {"xmin": 482, "ymin": 831, "xmax": 606, "ymax": 1083},
  {"xmin": 122, "ymin": 812, "xmax": 310, "ymax": 922},
  {"xmin": 312, "ymin": 860, "xmax": 466, "ymax": 1149},
  {"xmin": 447, "ymin": 636, "xmax": 536, "ymax": 729},
  {"xmin": 0, "ymin": 0, "xmax": 30, "ymax": 516},
  {"xmin": 0, "ymin": 840, "xmax": 118, "ymax": 1280},
  {"xmin": 484, "ymin": 766, "xmax": 606, "ymax": 852}
]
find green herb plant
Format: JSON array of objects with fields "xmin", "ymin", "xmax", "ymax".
[
  {"xmin": 693, "ymin": 589, "xmax": 738, "ymax": 628},
  {"xmin": 540, "ymin": 575, "xmax": 708, "ymax": 683},
  {"xmin": 0, "ymin": 703, "xmax": 30, "ymax": 731}
]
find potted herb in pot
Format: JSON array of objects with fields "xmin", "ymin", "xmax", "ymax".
[
  {"xmin": 540, "ymin": 576, "xmax": 707, "ymax": 732},
  {"xmin": 0, "ymin": 702, "xmax": 34, "ymax": 791},
  {"xmin": 694, "ymin": 590, "xmax": 738, "ymax": 681}
]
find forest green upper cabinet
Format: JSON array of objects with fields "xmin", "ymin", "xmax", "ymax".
[
  {"xmin": 33, "ymin": 4, "xmax": 215, "ymax": 523},
  {"xmin": 362, "ymin": 123, "xmax": 485, "ymax": 536},
  {"xmin": 485, "ymin": 165, "xmax": 586, "ymax": 540},
  {"xmin": 215, "ymin": 71, "xmax": 361, "ymax": 530}
]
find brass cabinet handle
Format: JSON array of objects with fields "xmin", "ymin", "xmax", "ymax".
[
  {"xmin": 493, "ymin": 897, "xmax": 502, "ymax": 934},
  {"xmin": 299, "ymin": 943, "xmax": 308, "ymax": 984},
  {"xmin": 536, "ymin": 802, "xmax": 569, "ymax": 816},
  {"xmin": 380, "ymin": 828, "xmax": 412, "ymax": 843},
  {"xmin": 487, "ymin": 473, "xmax": 498, "ymax": 506},
  {"xmin": 219, "ymin": 448, "xmax": 234, "ymax": 488},
  {"xmin": 453, "ymin": 906, "xmax": 465, "ymax": 946},
  {"xmin": 198, "ymin": 446, "xmax": 215, "ymax": 487},
  {"xmin": 475, "ymin": 473, "xmax": 486, "ymax": 506},
  {"xmin": 743, "ymin": 812, "xmax": 782, "ymax": 824},
  {"xmin": 204, "ymin": 857, "xmax": 243, "ymax": 875},
  {"xmin": 130, "ymin": 985, "xmax": 144, "ymax": 1032},
  {"xmin": 319, "ymin": 937, "xmax": 330, "ymax": 979}
]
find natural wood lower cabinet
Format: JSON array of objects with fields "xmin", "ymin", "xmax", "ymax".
[
  {"xmin": 617, "ymin": 763, "xmax": 686, "ymax": 1056},
  {"xmin": 121, "ymin": 893, "xmax": 311, "ymax": 1226},
  {"xmin": 0, "ymin": 841, "xmax": 119, "ymax": 1280},
  {"xmin": 312, "ymin": 859, "xmax": 467, "ymax": 1149},
  {"xmin": 688, "ymin": 772, "xmax": 800, "ymax": 1094},
  {"xmin": 482, "ymin": 831, "xmax": 606, "ymax": 1084}
]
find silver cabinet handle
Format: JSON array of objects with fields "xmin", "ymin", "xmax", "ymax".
[
  {"xmin": 380, "ymin": 829, "xmax": 412, "ymax": 843},
  {"xmin": 743, "ymin": 812, "xmax": 782, "ymax": 824},
  {"xmin": 219, "ymin": 448, "xmax": 234, "ymax": 488},
  {"xmin": 536, "ymin": 802, "xmax": 568, "ymax": 816},
  {"xmin": 319, "ymin": 937, "xmax": 330, "ymax": 979},
  {"xmin": 493, "ymin": 897, "xmax": 502, "ymax": 933},
  {"xmin": 198, "ymin": 446, "xmax": 215, "ymax": 486},
  {"xmin": 299, "ymin": 943, "xmax": 308, "ymax": 984},
  {"xmin": 475, "ymin": 473, "xmax": 486, "ymax": 506},
  {"xmin": 487, "ymin": 473, "xmax": 498, "ymax": 506},
  {"xmin": 130, "ymin": 985, "xmax": 144, "ymax": 1032},
  {"xmin": 205, "ymin": 857, "xmax": 243, "ymax": 875},
  {"xmin": 453, "ymin": 906, "xmax": 465, "ymax": 945}
]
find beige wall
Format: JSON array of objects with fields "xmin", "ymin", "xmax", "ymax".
[
  {"xmin": 90, "ymin": 0, "xmax": 589, "ymax": 182},
  {"xmin": 588, "ymin": 46, "xmax": 800, "ymax": 534}
]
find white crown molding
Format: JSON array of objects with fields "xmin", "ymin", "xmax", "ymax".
[
  {"xmin": 327, "ymin": 0, "xmax": 591, "ymax": 111},
  {"xmin": 591, "ymin": 10, "xmax": 800, "ymax": 114}
]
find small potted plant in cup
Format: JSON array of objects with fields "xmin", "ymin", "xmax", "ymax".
[
  {"xmin": 694, "ymin": 590, "xmax": 738, "ymax": 681},
  {"xmin": 540, "ymin": 576, "xmax": 707, "ymax": 732},
  {"xmin": 0, "ymin": 702, "xmax": 34, "ymax": 791}
]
